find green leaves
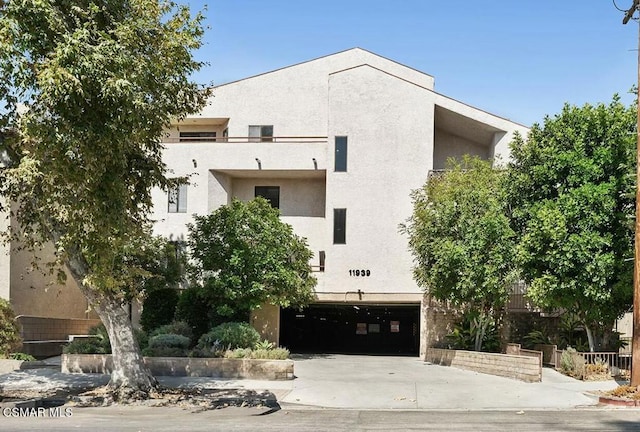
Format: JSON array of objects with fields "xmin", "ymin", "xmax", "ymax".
[
  {"xmin": 0, "ymin": 0, "xmax": 209, "ymax": 296},
  {"xmin": 507, "ymin": 96, "xmax": 635, "ymax": 326},
  {"xmin": 403, "ymin": 156, "xmax": 516, "ymax": 314},
  {"xmin": 187, "ymin": 198, "xmax": 317, "ymax": 316}
]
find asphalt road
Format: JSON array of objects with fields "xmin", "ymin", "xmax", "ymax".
[{"xmin": 1, "ymin": 406, "xmax": 640, "ymax": 432}]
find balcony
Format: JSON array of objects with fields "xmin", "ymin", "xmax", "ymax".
[{"xmin": 164, "ymin": 136, "xmax": 327, "ymax": 144}]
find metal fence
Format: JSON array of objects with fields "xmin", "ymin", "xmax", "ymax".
[{"xmin": 554, "ymin": 349, "xmax": 631, "ymax": 379}]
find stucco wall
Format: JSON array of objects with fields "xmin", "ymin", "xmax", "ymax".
[
  {"xmin": 232, "ymin": 177, "xmax": 326, "ymax": 217},
  {"xmin": 9, "ymin": 242, "xmax": 93, "ymax": 319},
  {"xmin": 199, "ymin": 48, "xmax": 434, "ymax": 139},
  {"xmin": 324, "ymin": 64, "xmax": 432, "ymax": 295},
  {"xmin": 433, "ymin": 128, "xmax": 490, "ymax": 169},
  {"xmin": 251, "ymin": 304, "xmax": 281, "ymax": 346}
]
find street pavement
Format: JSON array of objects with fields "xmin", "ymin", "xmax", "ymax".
[{"xmin": 0, "ymin": 354, "xmax": 626, "ymax": 410}]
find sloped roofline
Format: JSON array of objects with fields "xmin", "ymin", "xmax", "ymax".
[
  {"xmin": 328, "ymin": 63, "xmax": 529, "ymax": 129},
  {"xmin": 211, "ymin": 47, "xmax": 434, "ymax": 89}
]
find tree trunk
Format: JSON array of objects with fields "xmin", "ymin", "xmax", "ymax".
[
  {"xmin": 585, "ymin": 325, "xmax": 596, "ymax": 353},
  {"xmin": 65, "ymin": 251, "xmax": 157, "ymax": 399}
]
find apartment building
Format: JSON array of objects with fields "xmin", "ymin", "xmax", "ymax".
[{"xmin": 149, "ymin": 48, "xmax": 529, "ymax": 356}]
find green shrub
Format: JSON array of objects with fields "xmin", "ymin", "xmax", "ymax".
[
  {"xmin": 148, "ymin": 333, "xmax": 190, "ymax": 349},
  {"xmin": 140, "ymin": 288, "xmax": 179, "ymax": 331},
  {"xmin": 9, "ymin": 352, "xmax": 36, "ymax": 361},
  {"xmin": 142, "ymin": 346, "xmax": 188, "ymax": 357},
  {"xmin": 142, "ymin": 333, "xmax": 190, "ymax": 357},
  {"xmin": 0, "ymin": 299, "xmax": 21, "ymax": 357},
  {"xmin": 150, "ymin": 321, "xmax": 193, "ymax": 342},
  {"xmin": 224, "ymin": 348, "xmax": 252, "ymax": 359},
  {"xmin": 222, "ymin": 347, "xmax": 290, "ymax": 360},
  {"xmin": 251, "ymin": 347, "xmax": 290, "ymax": 360},
  {"xmin": 254, "ymin": 340, "xmax": 275, "ymax": 350},
  {"xmin": 560, "ymin": 347, "xmax": 586, "ymax": 379},
  {"xmin": 134, "ymin": 328, "xmax": 149, "ymax": 351},
  {"xmin": 198, "ymin": 322, "xmax": 260, "ymax": 350},
  {"xmin": 63, "ymin": 324, "xmax": 111, "ymax": 354},
  {"xmin": 63, "ymin": 338, "xmax": 108, "ymax": 354},
  {"xmin": 175, "ymin": 288, "xmax": 211, "ymax": 341}
]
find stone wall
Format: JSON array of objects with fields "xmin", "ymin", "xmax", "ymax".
[
  {"xmin": 422, "ymin": 296, "xmax": 459, "ymax": 355},
  {"xmin": 61, "ymin": 354, "xmax": 294, "ymax": 380},
  {"xmin": 425, "ymin": 347, "xmax": 542, "ymax": 382}
]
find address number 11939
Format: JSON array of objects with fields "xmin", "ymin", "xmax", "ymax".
[{"xmin": 349, "ymin": 269, "xmax": 371, "ymax": 277}]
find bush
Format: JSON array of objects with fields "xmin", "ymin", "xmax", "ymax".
[
  {"xmin": 560, "ymin": 347, "xmax": 586, "ymax": 379},
  {"xmin": 251, "ymin": 347, "xmax": 290, "ymax": 360},
  {"xmin": 64, "ymin": 338, "xmax": 107, "ymax": 354},
  {"xmin": 134, "ymin": 327, "xmax": 149, "ymax": 351},
  {"xmin": 223, "ymin": 347, "xmax": 290, "ymax": 360},
  {"xmin": 0, "ymin": 299, "xmax": 21, "ymax": 357},
  {"xmin": 142, "ymin": 346, "xmax": 188, "ymax": 357},
  {"xmin": 9, "ymin": 352, "xmax": 36, "ymax": 361},
  {"xmin": 175, "ymin": 288, "xmax": 211, "ymax": 340},
  {"xmin": 140, "ymin": 288, "xmax": 179, "ymax": 332},
  {"xmin": 150, "ymin": 321, "xmax": 193, "ymax": 342},
  {"xmin": 198, "ymin": 322, "xmax": 260, "ymax": 351},
  {"xmin": 142, "ymin": 333, "xmax": 190, "ymax": 357},
  {"xmin": 63, "ymin": 324, "xmax": 111, "ymax": 354},
  {"xmin": 148, "ymin": 333, "xmax": 190, "ymax": 349},
  {"xmin": 224, "ymin": 348, "xmax": 252, "ymax": 359}
]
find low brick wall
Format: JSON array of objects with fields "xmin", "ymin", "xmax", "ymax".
[
  {"xmin": 61, "ymin": 354, "xmax": 294, "ymax": 380},
  {"xmin": 425, "ymin": 348, "xmax": 542, "ymax": 382}
]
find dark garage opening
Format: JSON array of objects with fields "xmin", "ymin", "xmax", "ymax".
[{"xmin": 280, "ymin": 304, "xmax": 420, "ymax": 355}]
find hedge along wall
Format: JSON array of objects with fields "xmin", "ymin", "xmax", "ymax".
[{"xmin": 425, "ymin": 348, "xmax": 542, "ymax": 382}]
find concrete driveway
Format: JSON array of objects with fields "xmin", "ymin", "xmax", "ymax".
[
  {"xmin": 0, "ymin": 354, "xmax": 622, "ymax": 411},
  {"xmin": 279, "ymin": 354, "xmax": 621, "ymax": 410}
]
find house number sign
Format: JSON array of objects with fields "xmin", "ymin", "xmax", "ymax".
[{"xmin": 348, "ymin": 269, "xmax": 371, "ymax": 277}]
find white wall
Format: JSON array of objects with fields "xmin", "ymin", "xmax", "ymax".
[
  {"xmin": 324, "ymin": 64, "xmax": 434, "ymax": 295},
  {"xmin": 433, "ymin": 128, "xmax": 491, "ymax": 169}
]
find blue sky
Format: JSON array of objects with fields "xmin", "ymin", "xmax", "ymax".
[{"xmin": 188, "ymin": 1, "xmax": 639, "ymax": 126}]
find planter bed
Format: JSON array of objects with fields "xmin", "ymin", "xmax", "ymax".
[{"xmin": 61, "ymin": 354, "xmax": 294, "ymax": 380}]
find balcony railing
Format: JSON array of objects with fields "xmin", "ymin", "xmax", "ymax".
[{"xmin": 164, "ymin": 136, "xmax": 327, "ymax": 144}]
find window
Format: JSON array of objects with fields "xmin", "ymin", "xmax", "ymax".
[
  {"xmin": 168, "ymin": 184, "xmax": 188, "ymax": 213},
  {"xmin": 255, "ymin": 186, "xmax": 280, "ymax": 209},
  {"xmin": 249, "ymin": 125, "xmax": 273, "ymax": 142},
  {"xmin": 179, "ymin": 131, "xmax": 217, "ymax": 142},
  {"xmin": 335, "ymin": 136, "xmax": 347, "ymax": 172},
  {"xmin": 333, "ymin": 208, "xmax": 346, "ymax": 244}
]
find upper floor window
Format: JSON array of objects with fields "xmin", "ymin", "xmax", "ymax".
[
  {"xmin": 168, "ymin": 183, "xmax": 188, "ymax": 213},
  {"xmin": 255, "ymin": 186, "xmax": 280, "ymax": 209},
  {"xmin": 333, "ymin": 208, "xmax": 346, "ymax": 244},
  {"xmin": 179, "ymin": 131, "xmax": 217, "ymax": 142},
  {"xmin": 335, "ymin": 136, "xmax": 348, "ymax": 172},
  {"xmin": 249, "ymin": 125, "xmax": 273, "ymax": 142}
]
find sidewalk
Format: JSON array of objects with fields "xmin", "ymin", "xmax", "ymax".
[{"xmin": 0, "ymin": 355, "xmax": 624, "ymax": 410}]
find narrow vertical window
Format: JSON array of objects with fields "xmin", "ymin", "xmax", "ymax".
[
  {"xmin": 168, "ymin": 183, "xmax": 188, "ymax": 213},
  {"xmin": 333, "ymin": 209, "xmax": 346, "ymax": 244},
  {"xmin": 335, "ymin": 136, "xmax": 347, "ymax": 172}
]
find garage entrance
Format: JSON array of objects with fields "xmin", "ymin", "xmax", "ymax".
[{"xmin": 280, "ymin": 304, "xmax": 420, "ymax": 355}]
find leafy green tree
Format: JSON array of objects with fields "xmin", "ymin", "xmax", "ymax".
[
  {"xmin": 402, "ymin": 156, "xmax": 517, "ymax": 351},
  {"xmin": 506, "ymin": 96, "xmax": 635, "ymax": 351},
  {"xmin": 188, "ymin": 198, "xmax": 317, "ymax": 322},
  {"xmin": 0, "ymin": 0, "xmax": 208, "ymax": 397}
]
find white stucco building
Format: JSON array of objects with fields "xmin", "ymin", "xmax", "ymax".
[{"xmin": 149, "ymin": 48, "xmax": 529, "ymax": 356}]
